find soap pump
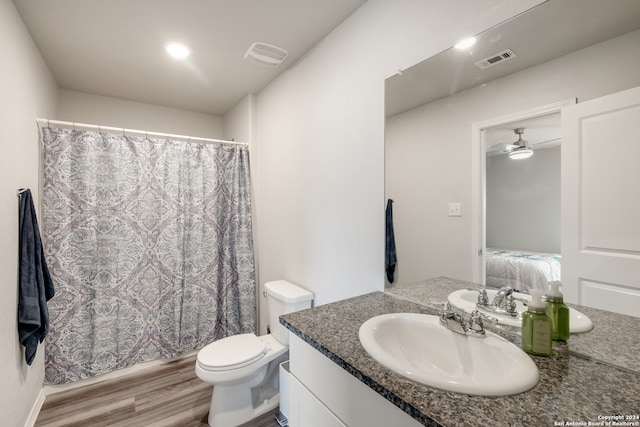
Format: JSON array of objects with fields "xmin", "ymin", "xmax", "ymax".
[
  {"xmin": 546, "ymin": 281, "xmax": 570, "ymax": 342},
  {"xmin": 521, "ymin": 290, "xmax": 552, "ymax": 357}
]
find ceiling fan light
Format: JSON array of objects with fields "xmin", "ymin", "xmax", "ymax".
[{"xmin": 509, "ymin": 149, "xmax": 533, "ymax": 160}]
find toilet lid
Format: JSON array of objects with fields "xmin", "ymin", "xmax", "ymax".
[{"xmin": 197, "ymin": 333, "xmax": 266, "ymax": 370}]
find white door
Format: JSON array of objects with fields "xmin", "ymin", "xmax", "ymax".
[{"xmin": 561, "ymin": 85, "xmax": 640, "ymax": 317}]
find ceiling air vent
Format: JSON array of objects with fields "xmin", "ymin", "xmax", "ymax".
[
  {"xmin": 474, "ymin": 49, "xmax": 517, "ymax": 70},
  {"xmin": 244, "ymin": 42, "xmax": 288, "ymax": 67}
]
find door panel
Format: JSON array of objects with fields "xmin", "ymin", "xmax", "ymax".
[
  {"xmin": 581, "ymin": 280, "xmax": 640, "ymax": 316},
  {"xmin": 561, "ymin": 85, "xmax": 640, "ymax": 317}
]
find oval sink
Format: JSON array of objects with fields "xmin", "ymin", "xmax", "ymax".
[
  {"xmin": 358, "ymin": 313, "xmax": 539, "ymax": 396},
  {"xmin": 448, "ymin": 289, "xmax": 593, "ymax": 332}
]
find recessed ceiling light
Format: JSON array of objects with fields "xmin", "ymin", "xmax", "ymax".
[
  {"xmin": 165, "ymin": 42, "xmax": 191, "ymax": 59},
  {"xmin": 454, "ymin": 37, "xmax": 476, "ymax": 50}
]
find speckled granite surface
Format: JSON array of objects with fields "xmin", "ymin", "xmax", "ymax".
[
  {"xmin": 388, "ymin": 276, "xmax": 640, "ymax": 373},
  {"xmin": 281, "ymin": 286, "xmax": 640, "ymax": 427}
]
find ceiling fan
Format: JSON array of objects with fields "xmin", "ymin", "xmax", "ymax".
[
  {"xmin": 507, "ymin": 128, "xmax": 533, "ymax": 159},
  {"xmin": 488, "ymin": 127, "xmax": 560, "ymax": 160}
]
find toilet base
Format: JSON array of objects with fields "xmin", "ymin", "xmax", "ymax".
[{"xmin": 208, "ymin": 352, "xmax": 288, "ymax": 426}]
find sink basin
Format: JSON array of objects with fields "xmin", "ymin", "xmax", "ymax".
[
  {"xmin": 358, "ymin": 313, "xmax": 539, "ymax": 396},
  {"xmin": 447, "ymin": 289, "xmax": 594, "ymax": 332}
]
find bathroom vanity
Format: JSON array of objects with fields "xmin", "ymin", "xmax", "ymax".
[{"xmin": 281, "ymin": 277, "xmax": 639, "ymax": 427}]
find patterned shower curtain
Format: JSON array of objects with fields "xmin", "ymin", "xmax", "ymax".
[{"xmin": 41, "ymin": 127, "xmax": 256, "ymax": 384}]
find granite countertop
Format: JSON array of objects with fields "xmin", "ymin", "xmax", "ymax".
[{"xmin": 281, "ymin": 279, "xmax": 640, "ymax": 427}]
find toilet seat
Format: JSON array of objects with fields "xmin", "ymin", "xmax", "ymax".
[{"xmin": 197, "ymin": 333, "xmax": 266, "ymax": 371}]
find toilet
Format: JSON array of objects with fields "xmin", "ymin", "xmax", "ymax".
[{"xmin": 195, "ymin": 280, "xmax": 313, "ymax": 426}]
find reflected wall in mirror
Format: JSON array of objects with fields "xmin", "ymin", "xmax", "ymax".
[
  {"xmin": 484, "ymin": 114, "xmax": 561, "ymax": 294},
  {"xmin": 384, "ymin": 0, "xmax": 640, "ymax": 317}
]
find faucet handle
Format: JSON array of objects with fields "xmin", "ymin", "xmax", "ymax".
[
  {"xmin": 467, "ymin": 310, "xmax": 486, "ymax": 337},
  {"xmin": 504, "ymin": 294, "xmax": 517, "ymax": 315},
  {"xmin": 467, "ymin": 288, "xmax": 489, "ymax": 306}
]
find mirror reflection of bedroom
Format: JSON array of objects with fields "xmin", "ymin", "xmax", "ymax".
[{"xmin": 484, "ymin": 113, "xmax": 561, "ymax": 294}]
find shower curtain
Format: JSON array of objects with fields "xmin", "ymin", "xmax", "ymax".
[{"xmin": 41, "ymin": 127, "xmax": 256, "ymax": 384}]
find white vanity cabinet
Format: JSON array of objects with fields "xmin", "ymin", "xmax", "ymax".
[
  {"xmin": 288, "ymin": 374, "xmax": 347, "ymax": 427},
  {"xmin": 287, "ymin": 333, "xmax": 424, "ymax": 427}
]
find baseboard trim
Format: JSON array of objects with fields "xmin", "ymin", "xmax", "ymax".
[{"xmin": 24, "ymin": 388, "xmax": 46, "ymax": 427}]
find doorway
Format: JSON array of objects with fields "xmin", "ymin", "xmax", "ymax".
[{"xmin": 470, "ymin": 100, "xmax": 575, "ymax": 288}]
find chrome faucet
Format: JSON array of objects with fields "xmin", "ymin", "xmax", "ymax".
[
  {"xmin": 439, "ymin": 302, "xmax": 486, "ymax": 338},
  {"xmin": 469, "ymin": 286, "xmax": 518, "ymax": 317},
  {"xmin": 492, "ymin": 287, "xmax": 516, "ymax": 310}
]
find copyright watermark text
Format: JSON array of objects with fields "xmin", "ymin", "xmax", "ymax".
[{"xmin": 553, "ymin": 415, "xmax": 640, "ymax": 426}]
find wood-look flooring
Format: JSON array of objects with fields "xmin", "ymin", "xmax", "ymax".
[{"xmin": 35, "ymin": 355, "xmax": 281, "ymax": 427}]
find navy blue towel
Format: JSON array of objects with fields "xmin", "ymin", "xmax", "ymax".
[
  {"xmin": 385, "ymin": 199, "xmax": 397, "ymax": 283},
  {"xmin": 18, "ymin": 189, "xmax": 55, "ymax": 365}
]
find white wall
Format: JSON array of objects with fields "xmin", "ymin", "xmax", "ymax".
[
  {"xmin": 0, "ymin": 1, "xmax": 59, "ymax": 425},
  {"xmin": 385, "ymin": 29, "xmax": 640, "ymax": 285},
  {"xmin": 58, "ymin": 89, "xmax": 224, "ymax": 138},
  {"xmin": 254, "ymin": 0, "xmax": 542, "ymax": 322},
  {"xmin": 486, "ymin": 148, "xmax": 561, "ymax": 253},
  {"xmin": 223, "ymin": 94, "xmax": 256, "ymax": 145}
]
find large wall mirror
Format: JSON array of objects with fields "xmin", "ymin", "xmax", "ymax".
[{"xmin": 384, "ymin": 0, "xmax": 640, "ymax": 315}]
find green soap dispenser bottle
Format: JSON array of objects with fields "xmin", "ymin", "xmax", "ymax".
[
  {"xmin": 546, "ymin": 281, "xmax": 570, "ymax": 342},
  {"xmin": 522, "ymin": 290, "xmax": 553, "ymax": 357}
]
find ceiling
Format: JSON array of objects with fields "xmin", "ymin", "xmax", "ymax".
[
  {"xmin": 385, "ymin": 0, "xmax": 640, "ymax": 118},
  {"xmin": 13, "ymin": 0, "xmax": 367, "ymax": 116}
]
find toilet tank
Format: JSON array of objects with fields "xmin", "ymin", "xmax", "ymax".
[{"xmin": 265, "ymin": 280, "xmax": 313, "ymax": 345}]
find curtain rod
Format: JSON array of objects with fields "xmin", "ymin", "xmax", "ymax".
[{"xmin": 36, "ymin": 118, "xmax": 248, "ymax": 147}]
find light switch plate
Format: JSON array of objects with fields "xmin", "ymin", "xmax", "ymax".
[{"xmin": 448, "ymin": 202, "xmax": 462, "ymax": 217}]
